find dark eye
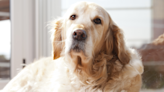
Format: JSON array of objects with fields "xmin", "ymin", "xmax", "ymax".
[
  {"xmin": 93, "ymin": 18, "xmax": 101, "ymax": 24},
  {"xmin": 70, "ymin": 14, "xmax": 76, "ymax": 20}
]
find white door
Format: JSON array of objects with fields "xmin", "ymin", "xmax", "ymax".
[{"xmin": 0, "ymin": 0, "xmax": 61, "ymax": 89}]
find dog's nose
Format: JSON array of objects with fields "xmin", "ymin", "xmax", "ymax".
[{"xmin": 73, "ymin": 29, "xmax": 87, "ymax": 41}]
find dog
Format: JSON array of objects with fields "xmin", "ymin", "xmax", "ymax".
[{"xmin": 2, "ymin": 2, "xmax": 143, "ymax": 92}]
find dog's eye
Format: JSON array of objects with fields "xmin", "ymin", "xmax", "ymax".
[
  {"xmin": 93, "ymin": 18, "xmax": 101, "ymax": 24},
  {"xmin": 70, "ymin": 15, "xmax": 76, "ymax": 20}
]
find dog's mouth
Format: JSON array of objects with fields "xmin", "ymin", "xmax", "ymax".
[
  {"xmin": 72, "ymin": 44, "xmax": 81, "ymax": 52},
  {"xmin": 71, "ymin": 40, "xmax": 85, "ymax": 53}
]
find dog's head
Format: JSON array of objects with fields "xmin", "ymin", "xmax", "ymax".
[{"xmin": 51, "ymin": 1, "xmax": 131, "ymax": 81}]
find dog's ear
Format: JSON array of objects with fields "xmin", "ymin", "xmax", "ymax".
[
  {"xmin": 105, "ymin": 17, "xmax": 131, "ymax": 65},
  {"xmin": 51, "ymin": 18, "xmax": 64, "ymax": 60}
]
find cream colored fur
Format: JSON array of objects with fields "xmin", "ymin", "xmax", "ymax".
[{"xmin": 2, "ymin": 2, "xmax": 143, "ymax": 92}]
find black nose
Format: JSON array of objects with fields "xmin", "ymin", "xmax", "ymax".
[{"xmin": 73, "ymin": 29, "xmax": 87, "ymax": 41}]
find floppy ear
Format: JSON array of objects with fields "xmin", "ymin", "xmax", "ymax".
[
  {"xmin": 106, "ymin": 18, "xmax": 131, "ymax": 65},
  {"xmin": 51, "ymin": 18, "xmax": 64, "ymax": 60}
]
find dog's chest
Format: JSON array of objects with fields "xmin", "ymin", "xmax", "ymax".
[{"xmin": 31, "ymin": 59, "xmax": 132, "ymax": 92}]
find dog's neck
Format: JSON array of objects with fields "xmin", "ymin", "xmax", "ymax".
[{"xmin": 65, "ymin": 52, "xmax": 121, "ymax": 88}]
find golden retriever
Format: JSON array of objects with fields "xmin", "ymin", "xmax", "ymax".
[{"xmin": 2, "ymin": 2, "xmax": 143, "ymax": 92}]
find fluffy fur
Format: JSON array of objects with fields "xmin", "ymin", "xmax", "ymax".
[{"xmin": 2, "ymin": 2, "xmax": 143, "ymax": 92}]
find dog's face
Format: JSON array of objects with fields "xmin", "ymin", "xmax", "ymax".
[
  {"xmin": 64, "ymin": 2, "xmax": 110, "ymax": 61},
  {"xmin": 52, "ymin": 2, "xmax": 130, "ymax": 72}
]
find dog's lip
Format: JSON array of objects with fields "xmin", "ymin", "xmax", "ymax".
[
  {"xmin": 70, "ymin": 48, "xmax": 86, "ymax": 57},
  {"xmin": 71, "ymin": 41, "xmax": 84, "ymax": 52},
  {"xmin": 72, "ymin": 45, "xmax": 81, "ymax": 52}
]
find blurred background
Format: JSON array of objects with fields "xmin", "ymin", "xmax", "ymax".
[{"xmin": 0, "ymin": 0, "xmax": 164, "ymax": 91}]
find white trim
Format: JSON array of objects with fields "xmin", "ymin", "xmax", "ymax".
[
  {"xmin": 0, "ymin": 12, "xmax": 10, "ymax": 17},
  {"xmin": 10, "ymin": 0, "xmax": 23, "ymax": 79},
  {"xmin": 150, "ymin": 0, "xmax": 154, "ymax": 40}
]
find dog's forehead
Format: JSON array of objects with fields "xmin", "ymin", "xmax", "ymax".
[{"xmin": 66, "ymin": 2, "xmax": 108, "ymax": 18}]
